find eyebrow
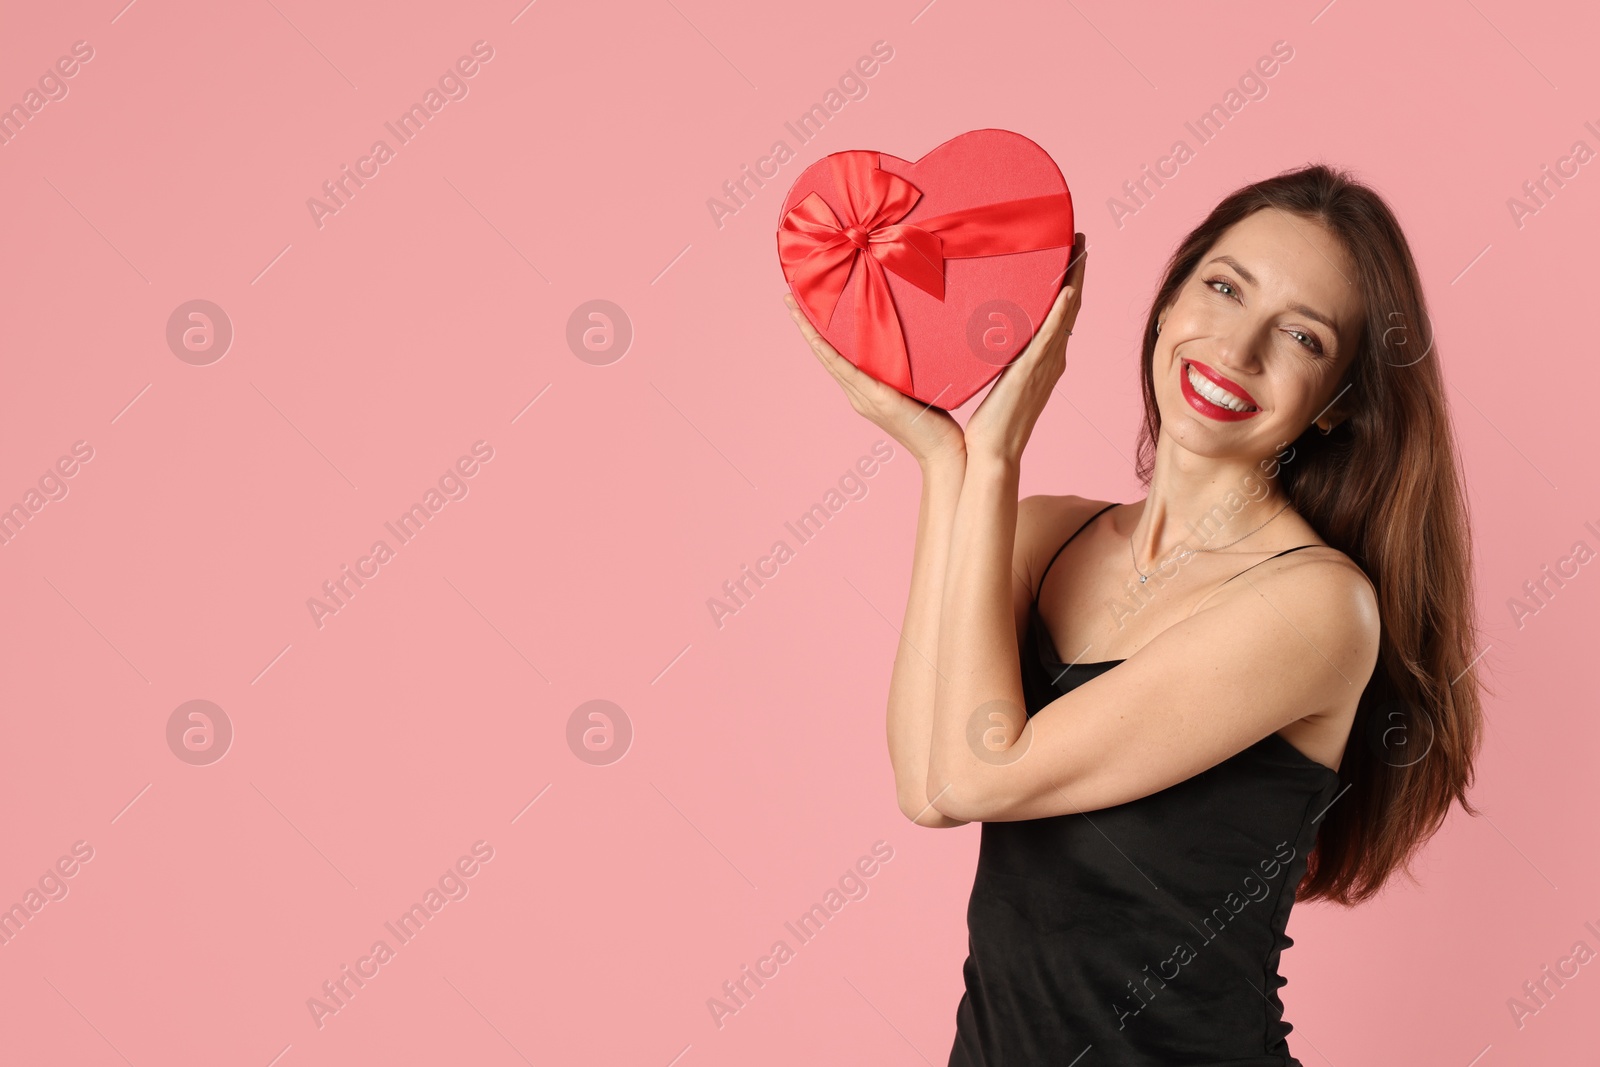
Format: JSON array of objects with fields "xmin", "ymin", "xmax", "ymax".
[{"xmin": 1204, "ymin": 255, "xmax": 1339, "ymax": 333}]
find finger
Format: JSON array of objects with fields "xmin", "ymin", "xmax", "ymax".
[
  {"xmin": 787, "ymin": 300, "xmax": 839, "ymax": 363},
  {"xmin": 1003, "ymin": 284, "xmax": 1076, "ymax": 386},
  {"xmin": 1054, "ymin": 235, "xmax": 1088, "ymax": 332},
  {"xmin": 786, "ymin": 300, "xmax": 887, "ymax": 402},
  {"xmin": 1040, "ymin": 237, "xmax": 1085, "ymax": 317},
  {"xmin": 1064, "ymin": 233, "xmax": 1088, "ymax": 290},
  {"xmin": 1045, "ymin": 282, "xmax": 1074, "ymax": 326},
  {"xmin": 1023, "ymin": 285, "xmax": 1074, "ymax": 355}
]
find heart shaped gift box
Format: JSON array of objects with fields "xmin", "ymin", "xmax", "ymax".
[{"xmin": 777, "ymin": 128, "xmax": 1075, "ymax": 409}]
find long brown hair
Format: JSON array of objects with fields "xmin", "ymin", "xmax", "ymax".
[{"xmin": 1134, "ymin": 163, "xmax": 1486, "ymax": 905}]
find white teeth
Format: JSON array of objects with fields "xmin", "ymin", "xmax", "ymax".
[{"xmin": 1186, "ymin": 364, "xmax": 1255, "ymax": 412}]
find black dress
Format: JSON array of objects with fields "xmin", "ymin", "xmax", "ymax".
[{"xmin": 948, "ymin": 502, "xmax": 1341, "ymax": 1067}]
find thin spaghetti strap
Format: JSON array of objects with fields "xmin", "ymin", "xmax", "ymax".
[
  {"xmin": 1218, "ymin": 543, "xmax": 1321, "ymax": 587},
  {"xmin": 1035, "ymin": 502, "xmax": 1121, "ymax": 599}
]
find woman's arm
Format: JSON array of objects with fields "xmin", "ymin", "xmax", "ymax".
[
  {"xmin": 926, "ymin": 486, "xmax": 1379, "ymax": 822},
  {"xmin": 780, "ymin": 294, "xmax": 973, "ymax": 827},
  {"xmin": 926, "ymin": 454, "xmax": 1027, "ymax": 813},
  {"xmin": 922, "ymin": 250, "xmax": 1086, "ymax": 816},
  {"xmin": 886, "ymin": 450, "xmax": 970, "ymax": 826}
]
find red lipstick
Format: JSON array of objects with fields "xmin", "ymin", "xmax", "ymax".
[{"xmin": 1180, "ymin": 359, "xmax": 1260, "ymax": 422}]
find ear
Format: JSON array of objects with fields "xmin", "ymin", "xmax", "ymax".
[
  {"xmin": 1314, "ymin": 364, "xmax": 1359, "ymax": 433},
  {"xmin": 1314, "ymin": 400, "xmax": 1349, "ymax": 433}
]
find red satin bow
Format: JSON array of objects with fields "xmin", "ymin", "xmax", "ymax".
[{"xmin": 778, "ymin": 150, "xmax": 1074, "ymax": 396}]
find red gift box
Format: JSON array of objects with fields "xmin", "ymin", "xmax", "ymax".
[{"xmin": 777, "ymin": 128, "xmax": 1075, "ymax": 409}]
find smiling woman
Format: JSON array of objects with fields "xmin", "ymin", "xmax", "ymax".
[{"xmin": 785, "ymin": 162, "xmax": 1484, "ymax": 1066}]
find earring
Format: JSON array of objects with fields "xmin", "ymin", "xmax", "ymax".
[
  {"xmin": 1156, "ymin": 319, "xmax": 1164, "ymax": 334},
  {"xmin": 1316, "ymin": 421, "xmax": 1332, "ymax": 435}
]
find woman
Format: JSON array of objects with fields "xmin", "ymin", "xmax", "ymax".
[{"xmin": 784, "ymin": 163, "xmax": 1484, "ymax": 1065}]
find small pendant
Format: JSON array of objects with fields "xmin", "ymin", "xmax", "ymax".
[{"xmin": 1139, "ymin": 574, "xmax": 1148, "ymax": 584}]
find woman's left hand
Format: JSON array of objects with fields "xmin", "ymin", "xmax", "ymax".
[{"xmin": 962, "ymin": 232, "xmax": 1088, "ymax": 466}]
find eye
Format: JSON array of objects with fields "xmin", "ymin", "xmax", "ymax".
[
  {"xmin": 1205, "ymin": 276, "xmax": 1325, "ymax": 355},
  {"xmin": 1287, "ymin": 328, "xmax": 1324, "ymax": 355}
]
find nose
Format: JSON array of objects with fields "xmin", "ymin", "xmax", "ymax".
[{"xmin": 1209, "ymin": 319, "xmax": 1269, "ymax": 377}]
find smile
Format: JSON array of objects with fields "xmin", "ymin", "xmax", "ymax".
[{"xmin": 1181, "ymin": 359, "xmax": 1260, "ymax": 421}]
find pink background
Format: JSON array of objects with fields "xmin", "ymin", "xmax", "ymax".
[{"xmin": 1, "ymin": 1, "xmax": 1596, "ymax": 1064}]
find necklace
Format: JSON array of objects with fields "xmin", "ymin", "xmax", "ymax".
[{"xmin": 1129, "ymin": 500, "xmax": 1293, "ymax": 584}]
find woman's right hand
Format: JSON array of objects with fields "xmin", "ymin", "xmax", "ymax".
[{"xmin": 784, "ymin": 294, "xmax": 966, "ymax": 468}]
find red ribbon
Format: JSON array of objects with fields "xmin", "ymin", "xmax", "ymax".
[{"xmin": 778, "ymin": 150, "xmax": 1074, "ymax": 396}]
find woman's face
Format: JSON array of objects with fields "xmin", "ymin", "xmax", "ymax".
[{"xmin": 1154, "ymin": 209, "xmax": 1365, "ymax": 462}]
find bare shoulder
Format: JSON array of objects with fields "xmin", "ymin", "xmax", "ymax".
[
  {"xmin": 1202, "ymin": 542, "xmax": 1382, "ymax": 719},
  {"xmin": 1264, "ymin": 543, "xmax": 1377, "ymax": 622},
  {"xmin": 1015, "ymin": 494, "xmax": 1115, "ymax": 591}
]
